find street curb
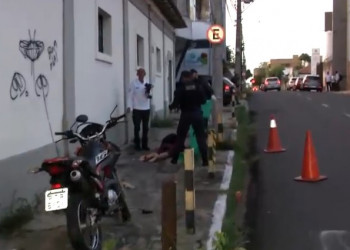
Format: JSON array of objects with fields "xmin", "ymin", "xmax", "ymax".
[{"xmin": 206, "ymin": 150, "xmax": 234, "ymax": 250}]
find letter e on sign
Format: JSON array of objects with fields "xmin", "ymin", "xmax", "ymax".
[{"xmin": 207, "ymin": 25, "xmax": 225, "ymax": 44}]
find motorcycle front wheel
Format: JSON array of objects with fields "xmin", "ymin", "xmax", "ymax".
[{"xmin": 66, "ymin": 194, "xmax": 102, "ymax": 250}]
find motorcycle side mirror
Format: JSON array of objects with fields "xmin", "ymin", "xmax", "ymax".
[
  {"xmin": 110, "ymin": 104, "xmax": 118, "ymax": 118},
  {"xmin": 76, "ymin": 114, "xmax": 88, "ymax": 123}
]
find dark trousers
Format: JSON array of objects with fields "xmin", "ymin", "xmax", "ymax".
[
  {"xmin": 171, "ymin": 110, "xmax": 208, "ymax": 164},
  {"xmin": 132, "ymin": 109, "xmax": 150, "ymax": 147}
]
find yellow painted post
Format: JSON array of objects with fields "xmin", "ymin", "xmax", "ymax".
[
  {"xmin": 184, "ymin": 148, "xmax": 195, "ymax": 234},
  {"xmin": 208, "ymin": 130, "xmax": 216, "ymax": 178},
  {"xmin": 217, "ymin": 113, "xmax": 224, "ymax": 142}
]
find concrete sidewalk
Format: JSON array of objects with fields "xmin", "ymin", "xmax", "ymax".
[{"xmin": 0, "ymin": 108, "xmax": 236, "ymax": 250}]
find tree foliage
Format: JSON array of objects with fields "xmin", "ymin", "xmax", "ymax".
[
  {"xmin": 226, "ymin": 46, "xmax": 235, "ymax": 64},
  {"xmin": 299, "ymin": 53, "xmax": 311, "ymax": 63},
  {"xmin": 269, "ymin": 65, "xmax": 285, "ymax": 79},
  {"xmin": 245, "ymin": 69, "xmax": 253, "ymax": 79}
]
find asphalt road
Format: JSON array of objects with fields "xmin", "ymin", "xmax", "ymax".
[{"xmin": 250, "ymin": 91, "xmax": 350, "ymax": 250}]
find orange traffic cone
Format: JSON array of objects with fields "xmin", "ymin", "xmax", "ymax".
[
  {"xmin": 264, "ymin": 115, "xmax": 286, "ymax": 153},
  {"xmin": 294, "ymin": 130, "xmax": 327, "ymax": 182}
]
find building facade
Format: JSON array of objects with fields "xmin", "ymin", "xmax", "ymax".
[
  {"xmin": 326, "ymin": 1, "xmax": 348, "ymax": 89},
  {"xmin": 0, "ymin": 0, "xmax": 185, "ymax": 216}
]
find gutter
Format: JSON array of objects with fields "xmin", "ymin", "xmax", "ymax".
[
  {"xmin": 62, "ymin": 0, "xmax": 75, "ymax": 156},
  {"xmin": 162, "ymin": 20, "xmax": 167, "ymax": 118},
  {"xmin": 148, "ymin": 4, "xmax": 154, "ymax": 119},
  {"xmin": 123, "ymin": 0, "xmax": 130, "ymax": 144}
]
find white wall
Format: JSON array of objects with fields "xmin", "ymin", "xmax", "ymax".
[
  {"xmin": 348, "ymin": 0, "xmax": 350, "ymax": 62},
  {"xmin": 0, "ymin": 0, "xmax": 63, "ymax": 160},
  {"xmin": 151, "ymin": 23, "xmax": 165, "ymax": 112},
  {"xmin": 128, "ymin": 2, "xmax": 150, "ymax": 84},
  {"xmin": 164, "ymin": 35, "xmax": 175, "ymax": 103},
  {"xmin": 74, "ymin": 0, "xmax": 125, "ymax": 124},
  {"xmin": 325, "ymin": 31, "xmax": 333, "ymax": 61},
  {"xmin": 311, "ymin": 48, "xmax": 321, "ymax": 75}
]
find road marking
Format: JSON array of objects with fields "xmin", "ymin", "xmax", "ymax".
[
  {"xmin": 207, "ymin": 150, "xmax": 234, "ymax": 250},
  {"xmin": 321, "ymin": 103, "xmax": 329, "ymax": 108},
  {"xmin": 307, "ymin": 97, "xmax": 312, "ymax": 101},
  {"xmin": 344, "ymin": 113, "xmax": 350, "ymax": 118},
  {"xmin": 320, "ymin": 230, "xmax": 350, "ymax": 249}
]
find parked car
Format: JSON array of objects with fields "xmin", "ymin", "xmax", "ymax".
[
  {"xmin": 287, "ymin": 77, "xmax": 297, "ymax": 90},
  {"xmin": 262, "ymin": 77, "xmax": 281, "ymax": 91},
  {"xmin": 294, "ymin": 77, "xmax": 303, "ymax": 90},
  {"xmin": 300, "ymin": 75, "xmax": 323, "ymax": 92},
  {"xmin": 223, "ymin": 77, "xmax": 237, "ymax": 106}
]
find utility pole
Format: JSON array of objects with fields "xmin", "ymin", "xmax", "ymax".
[
  {"xmin": 234, "ymin": 0, "xmax": 243, "ymax": 90},
  {"xmin": 211, "ymin": 0, "xmax": 224, "ymax": 128}
]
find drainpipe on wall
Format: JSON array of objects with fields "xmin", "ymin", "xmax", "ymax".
[
  {"xmin": 172, "ymin": 31, "xmax": 176, "ymax": 102},
  {"xmin": 148, "ymin": 5, "xmax": 154, "ymax": 119},
  {"xmin": 162, "ymin": 21, "xmax": 167, "ymax": 119},
  {"xmin": 123, "ymin": 0, "xmax": 130, "ymax": 144},
  {"xmin": 62, "ymin": 0, "xmax": 75, "ymax": 157}
]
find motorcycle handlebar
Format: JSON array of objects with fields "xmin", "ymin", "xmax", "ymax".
[{"xmin": 55, "ymin": 113, "xmax": 126, "ymax": 141}]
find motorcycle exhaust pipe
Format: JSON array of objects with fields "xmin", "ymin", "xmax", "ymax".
[{"xmin": 70, "ymin": 170, "xmax": 81, "ymax": 182}]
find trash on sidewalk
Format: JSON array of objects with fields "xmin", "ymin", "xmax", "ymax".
[
  {"xmin": 121, "ymin": 181, "xmax": 136, "ymax": 190},
  {"xmin": 141, "ymin": 209, "xmax": 153, "ymax": 214}
]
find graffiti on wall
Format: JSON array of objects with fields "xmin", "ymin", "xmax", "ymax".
[
  {"xmin": 10, "ymin": 72, "xmax": 28, "ymax": 100},
  {"xmin": 47, "ymin": 40, "xmax": 58, "ymax": 70},
  {"xmin": 35, "ymin": 74, "xmax": 49, "ymax": 98},
  {"xmin": 11, "ymin": 30, "xmax": 53, "ymax": 99},
  {"xmin": 19, "ymin": 30, "xmax": 44, "ymax": 80},
  {"xmin": 10, "ymin": 29, "xmax": 57, "ymax": 154}
]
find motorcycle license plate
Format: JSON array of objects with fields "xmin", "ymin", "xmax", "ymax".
[{"xmin": 45, "ymin": 188, "xmax": 68, "ymax": 211}]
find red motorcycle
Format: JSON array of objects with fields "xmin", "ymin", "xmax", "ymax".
[{"xmin": 31, "ymin": 105, "xmax": 130, "ymax": 250}]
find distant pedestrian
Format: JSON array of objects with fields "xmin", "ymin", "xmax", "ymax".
[
  {"xmin": 325, "ymin": 71, "xmax": 332, "ymax": 92},
  {"xmin": 335, "ymin": 70, "xmax": 342, "ymax": 91},
  {"xmin": 331, "ymin": 73, "xmax": 336, "ymax": 91},
  {"xmin": 127, "ymin": 67, "xmax": 152, "ymax": 151}
]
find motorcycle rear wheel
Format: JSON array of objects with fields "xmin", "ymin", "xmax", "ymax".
[{"xmin": 66, "ymin": 194, "xmax": 102, "ymax": 250}]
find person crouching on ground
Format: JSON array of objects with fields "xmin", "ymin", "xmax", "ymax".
[{"xmin": 139, "ymin": 133, "xmax": 193, "ymax": 163}]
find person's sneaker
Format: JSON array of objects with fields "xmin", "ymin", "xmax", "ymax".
[
  {"xmin": 142, "ymin": 146, "xmax": 150, "ymax": 151},
  {"xmin": 170, "ymin": 158, "xmax": 177, "ymax": 165},
  {"xmin": 135, "ymin": 145, "xmax": 141, "ymax": 151}
]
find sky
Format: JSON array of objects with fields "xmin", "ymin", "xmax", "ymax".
[{"xmin": 225, "ymin": 0, "xmax": 333, "ymax": 71}]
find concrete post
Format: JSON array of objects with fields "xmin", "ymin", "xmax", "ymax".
[
  {"xmin": 184, "ymin": 148, "xmax": 195, "ymax": 234},
  {"xmin": 211, "ymin": 0, "xmax": 224, "ymax": 129},
  {"xmin": 161, "ymin": 180, "xmax": 177, "ymax": 250}
]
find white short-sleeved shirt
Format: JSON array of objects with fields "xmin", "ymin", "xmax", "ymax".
[{"xmin": 127, "ymin": 79, "xmax": 151, "ymax": 110}]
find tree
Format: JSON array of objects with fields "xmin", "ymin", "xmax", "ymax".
[
  {"xmin": 268, "ymin": 64, "xmax": 285, "ymax": 79},
  {"xmin": 299, "ymin": 53, "xmax": 311, "ymax": 67},
  {"xmin": 246, "ymin": 69, "xmax": 253, "ymax": 79},
  {"xmin": 226, "ymin": 46, "xmax": 235, "ymax": 64}
]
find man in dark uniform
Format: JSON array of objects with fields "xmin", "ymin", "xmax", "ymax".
[
  {"xmin": 190, "ymin": 69, "xmax": 214, "ymax": 100},
  {"xmin": 169, "ymin": 70, "xmax": 208, "ymax": 166}
]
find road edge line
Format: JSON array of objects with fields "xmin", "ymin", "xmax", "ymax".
[{"xmin": 206, "ymin": 150, "xmax": 235, "ymax": 250}]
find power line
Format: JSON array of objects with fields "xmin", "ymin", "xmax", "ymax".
[{"xmin": 226, "ymin": 1, "xmax": 235, "ymax": 26}]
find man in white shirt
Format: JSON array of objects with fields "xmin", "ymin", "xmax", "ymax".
[{"xmin": 127, "ymin": 67, "xmax": 151, "ymax": 151}]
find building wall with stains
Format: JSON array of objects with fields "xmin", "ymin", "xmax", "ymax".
[
  {"xmin": 0, "ymin": 0, "xmax": 179, "ymax": 218},
  {"xmin": 0, "ymin": 0, "xmax": 63, "ymax": 160},
  {"xmin": 0, "ymin": 0, "xmax": 64, "ymax": 215},
  {"xmin": 74, "ymin": 0, "xmax": 125, "ymax": 124}
]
